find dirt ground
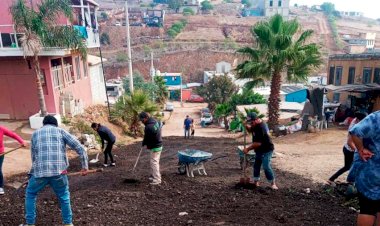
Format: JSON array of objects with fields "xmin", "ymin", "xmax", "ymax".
[{"xmin": 0, "ymin": 103, "xmax": 356, "ymax": 225}]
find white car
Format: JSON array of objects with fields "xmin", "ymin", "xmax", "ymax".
[
  {"xmin": 201, "ymin": 113, "xmax": 213, "ymax": 125},
  {"xmin": 165, "ymin": 102, "xmax": 174, "ymax": 112}
]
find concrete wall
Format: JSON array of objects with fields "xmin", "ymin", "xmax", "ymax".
[
  {"xmin": 90, "ymin": 64, "xmax": 107, "ymax": 104},
  {"xmin": 264, "ymin": 0, "xmax": 289, "ymax": 17},
  {"xmin": 216, "ymin": 61, "xmax": 231, "ymax": 74}
]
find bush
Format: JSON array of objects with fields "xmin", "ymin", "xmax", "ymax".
[
  {"xmin": 201, "ymin": 0, "xmax": 213, "ymax": 11},
  {"xmin": 166, "ymin": 20, "xmax": 187, "ymax": 38},
  {"xmin": 183, "ymin": 7, "xmax": 195, "ymax": 16},
  {"xmin": 116, "ymin": 52, "xmax": 128, "ymax": 62}
]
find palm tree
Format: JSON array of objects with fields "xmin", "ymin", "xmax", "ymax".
[
  {"xmin": 10, "ymin": 0, "xmax": 87, "ymax": 116},
  {"xmin": 236, "ymin": 14, "xmax": 321, "ymax": 129},
  {"xmin": 112, "ymin": 90, "xmax": 158, "ymax": 135},
  {"xmin": 214, "ymin": 103, "xmax": 232, "ymax": 130}
]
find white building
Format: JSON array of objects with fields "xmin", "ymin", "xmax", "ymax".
[
  {"xmin": 88, "ymin": 55, "xmax": 108, "ymax": 105},
  {"xmin": 216, "ymin": 61, "xmax": 232, "ymax": 74},
  {"xmin": 264, "ymin": 0, "xmax": 289, "ymax": 17}
]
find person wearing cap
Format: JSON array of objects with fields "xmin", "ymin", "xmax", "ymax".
[
  {"xmin": 91, "ymin": 123, "xmax": 116, "ymax": 167},
  {"xmin": 184, "ymin": 115, "xmax": 192, "ymax": 139},
  {"xmin": 0, "ymin": 125, "xmax": 26, "ymax": 195},
  {"xmin": 327, "ymin": 112, "xmax": 367, "ymax": 185},
  {"xmin": 139, "ymin": 112, "xmax": 163, "ymax": 185},
  {"xmin": 243, "ymin": 112, "xmax": 278, "ymax": 190},
  {"xmin": 349, "ymin": 111, "xmax": 380, "ymax": 226},
  {"xmin": 23, "ymin": 115, "xmax": 88, "ymax": 226}
]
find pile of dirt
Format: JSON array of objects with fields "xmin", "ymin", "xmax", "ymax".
[{"xmin": 1, "ymin": 136, "xmax": 355, "ymax": 225}]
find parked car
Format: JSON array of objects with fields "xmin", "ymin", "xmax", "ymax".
[
  {"xmin": 187, "ymin": 95, "xmax": 204, "ymax": 103},
  {"xmin": 201, "ymin": 113, "xmax": 213, "ymax": 125},
  {"xmin": 165, "ymin": 102, "xmax": 174, "ymax": 112},
  {"xmin": 201, "ymin": 108, "xmax": 210, "ymax": 116}
]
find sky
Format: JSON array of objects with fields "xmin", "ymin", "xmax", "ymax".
[{"xmin": 290, "ymin": 0, "xmax": 379, "ymax": 19}]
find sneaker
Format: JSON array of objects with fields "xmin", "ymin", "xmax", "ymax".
[
  {"xmin": 0, "ymin": 187, "xmax": 4, "ymax": 195},
  {"xmin": 103, "ymin": 164, "xmax": 109, "ymax": 167},
  {"xmin": 110, "ymin": 163, "xmax": 116, "ymax": 167},
  {"xmin": 150, "ymin": 181, "xmax": 161, "ymax": 185},
  {"xmin": 271, "ymin": 184, "xmax": 279, "ymax": 190}
]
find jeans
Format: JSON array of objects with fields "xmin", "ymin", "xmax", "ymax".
[
  {"xmin": 150, "ymin": 151, "xmax": 162, "ymax": 183},
  {"xmin": 329, "ymin": 147, "xmax": 354, "ymax": 182},
  {"xmin": 0, "ymin": 156, "xmax": 4, "ymax": 188},
  {"xmin": 104, "ymin": 142, "xmax": 115, "ymax": 164},
  {"xmin": 253, "ymin": 151, "xmax": 275, "ymax": 183},
  {"xmin": 184, "ymin": 129, "xmax": 190, "ymax": 138},
  {"xmin": 25, "ymin": 175, "xmax": 72, "ymax": 225}
]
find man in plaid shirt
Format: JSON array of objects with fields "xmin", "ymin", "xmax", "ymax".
[{"xmin": 23, "ymin": 115, "xmax": 88, "ymax": 226}]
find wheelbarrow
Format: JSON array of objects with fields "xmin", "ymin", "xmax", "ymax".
[
  {"xmin": 177, "ymin": 149, "xmax": 213, "ymax": 177},
  {"xmin": 237, "ymin": 145, "xmax": 256, "ymax": 170}
]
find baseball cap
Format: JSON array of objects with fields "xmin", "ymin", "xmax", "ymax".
[{"xmin": 246, "ymin": 112, "xmax": 258, "ymax": 121}]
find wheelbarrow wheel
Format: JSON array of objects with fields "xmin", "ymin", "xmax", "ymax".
[{"xmin": 178, "ymin": 163, "xmax": 187, "ymax": 175}]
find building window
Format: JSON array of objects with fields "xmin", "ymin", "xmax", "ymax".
[
  {"xmin": 269, "ymin": 0, "xmax": 273, "ymax": 7},
  {"xmin": 333, "ymin": 93, "xmax": 340, "ymax": 103},
  {"xmin": 363, "ymin": 68, "xmax": 372, "ymax": 84},
  {"xmin": 348, "ymin": 67, "xmax": 355, "ymax": 84},
  {"xmin": 374, "ymin": 68, "xmax": 380, "ymax": 84},
  {"xmin": 278, "ymin": 0, "xmax": 282, "ymax": 7},
  {"xmin": 335, "ymin": 67, "xmax": 342, "ymax": 85},
  {"xmin": 75, "ymin": 57, "xmax": 81, "ymax": 80},
  {"xmin": 328, "ymin": 66, "xmax": 335, "ymax": 85}
]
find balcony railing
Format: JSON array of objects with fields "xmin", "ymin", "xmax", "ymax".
[{"xmin": 0, "ymin": 24, "xmax": 20, "ymax": 49}]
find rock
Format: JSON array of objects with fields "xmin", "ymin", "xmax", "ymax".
[
  {"xmin": 87, "ymin": 204, "xmax": 94, "ymax": 208},
  {"xmin": 179, "ymin": 212, "xmax": 188, "ymax": 216},
  {"xmin": 305, "ymin": 188, "xmax": 311, "ymax": 194},
  {"xmin": 187, "ymin": 220, "xmax": 193, "ymax": 224}
]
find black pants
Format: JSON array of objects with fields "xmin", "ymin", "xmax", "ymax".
[
  {"xmin": 329, "ymin": 146, "xmax": 354, "ymax": 181},
  {"xmin": 104, "ymin": 142, "xmax": 115, "ymax": 164}
]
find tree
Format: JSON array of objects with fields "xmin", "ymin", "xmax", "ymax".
[
  {"xmin": 123, "ymin": 73, "xmax": 156, "ymax": 98},
  {"xmin": 112, "ymin": 90, "xmax": 158, "ymax": 135},
  {"xmin": 10, "ymin": 0, "xmax": 87, "ymax": 117},
  {"xmin": 197, "ymin": 75, "xmax": 238, "ymax": 111},
  {"xmin": 214, "ymin": 104, "xmax": 233, "ymax": 130},
  {"xmin": 116, "ymin": 52, "xmax": 129, "ymax": 62},
  {"xmin": 154, "ymin": 76, "xmax": 169, "ymax": 105},
  {"xmin": 320, "ymin": 2, "xmax": 335, "ymax": 15},
  {"xmin": 201, "ymin": 0, "xmax": 213, "ymax": 11},
  {"xmin": 229, "ymin": 88, "xmax": 266, "ymax": 111},
  {"xmin": 168, "ymin": 0, "xmax": 183, "ymax": 12},
  {"xmin": 100, "ymin": 12, "xmax": 108, "ymax": 20},
  {"xmin": 100, "ymin": 33, "xmax": 111, "ymax": 45},
  {"xmin": 236, "ymin": 15, "xmax": 321, "ymax": 129}
]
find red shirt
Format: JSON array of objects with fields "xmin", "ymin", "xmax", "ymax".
[{"xmin": 0, "ymin": 126, "xmax": 25, "ymax": 154}]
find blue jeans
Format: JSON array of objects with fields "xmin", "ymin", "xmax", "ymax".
[
  {"xmin": 184, "ymin": 129, "xmax": 190, "ymax": 138},
  {"xmin": 0, "ymin": 156, "xmax": 4, "ymax": 187},
  {"xmin": 25, "ymin": 175, "xmax": 72, "ymax": 225},
  {"xmin": 253, "ymin": 151, "xmax": 275, "ymax": 183}
]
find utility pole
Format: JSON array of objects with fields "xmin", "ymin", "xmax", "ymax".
[
  {"xmin": 150, "ymin": 51, "xmax": 155, "ymax": 82},
  {"xmin": 125, "ymin": 0, "xmax": 133, "ymax": 92}
]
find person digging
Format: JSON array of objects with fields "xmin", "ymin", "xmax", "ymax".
[
  {"xmin": 139, "ymin": 112, "xmax": 163, "ymax": 185},
  {"xmin": 91, "ymin": 123, "xmax": 116, "ymax": 167},
  {"xmin": 21, "ymin": 115, "xmax": 88, "ymax": 226},
  {"xmin": 243, "ymin": 112, "xmax": 278, "ymax": 190}
]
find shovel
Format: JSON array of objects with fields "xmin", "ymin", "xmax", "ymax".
[
  {"xmin": 0, "ymin": 146, "xmax": 23, "ymax": 157},
  {"xmin": 13, "ymin": 168, "xmax": 104, "ymax": 190},
  {"xmin": 236, "ymin": 129, "xmax": 251, "ymax": 188},
  {"xmin": 123, "ymin": 147, "xmax": 143, "ymax": 184},
  {"xmin": 90, "ymin": 152, "xmax": 101, "ymax": 164}
]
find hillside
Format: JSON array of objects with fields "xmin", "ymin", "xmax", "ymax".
[{"xmin": 99, "ymin": 4, "xmax": 380, "ymax": 81}]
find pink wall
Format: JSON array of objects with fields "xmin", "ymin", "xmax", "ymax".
[{"xmin": 0, "ymin": 54, "xmax": 93, "ymax": 119}]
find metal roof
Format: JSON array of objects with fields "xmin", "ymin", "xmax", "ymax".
[
  {"xmin": 325, "ymin": 83, "xmax": 380, "ymax": 93},
  {"xmin": 281, "ymin": 86, "xmax": 307, "ymax": 94},
  {"xmin": 329, "ymin": 53, "xmax": 380, "ymax": 60}
]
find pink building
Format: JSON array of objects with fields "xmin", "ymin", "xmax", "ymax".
[{"xmin": 0, "ymin": 0, "xmax": 102, "ymax": 120}]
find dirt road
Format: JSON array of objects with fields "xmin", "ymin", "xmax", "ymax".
[{"xmin": 162, "ymin": 102, "xmax": 227, "ymax": 138}]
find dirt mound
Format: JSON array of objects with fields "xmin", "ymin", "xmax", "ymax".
[{"xmin": 1, "ymin": 136, "xmax": 355, "ymax": 225}]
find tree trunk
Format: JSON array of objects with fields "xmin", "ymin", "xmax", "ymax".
[
  {"xmin": 224, "ymin": 116, "xmax": 228, "ymax": 130},
  {"xmin": 33, "ymin": 56, "xmax": 48, "ymax": 117},
  {"xmin": 267, "ymin": 71, "xmax": 282, "ymax": 130}
]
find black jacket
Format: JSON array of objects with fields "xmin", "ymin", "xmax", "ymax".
[
  {"xmin": 97, "ymin": 125, "xmax": 116, "ymax": 148},
  {"xmin": 142, "ymin": 118, "xmax": 163, "ymax": 149}
]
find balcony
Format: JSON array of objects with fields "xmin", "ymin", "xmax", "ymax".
[{"xmin": 0, "ymin": 0, "xmax": 100, "ymax": 57}]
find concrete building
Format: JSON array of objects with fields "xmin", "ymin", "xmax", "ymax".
[
  {"xmin": 339, "ymin": 11, "xmax": 363, "ymax": 17},
  {"xmin": 327, "ymin": 53, "xmax": 380, "ymax": 104},
  {"xmin": 264, "ymin": 0, "xmax": 289, "ymax": 17},
  {"xmin": 0, "ymin": 0, "xmax": 102, "ymax": 121},
  {"xmin": 88, "ymin": 55, "xmax": 107, "ymax": 105},
  {"xmin": 342, "ymin": 33, "xmax": 376, "ymax": 54},
  {"xmin": 216, "ymin": 61, "xmax": 232, "ymax": 74}
]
